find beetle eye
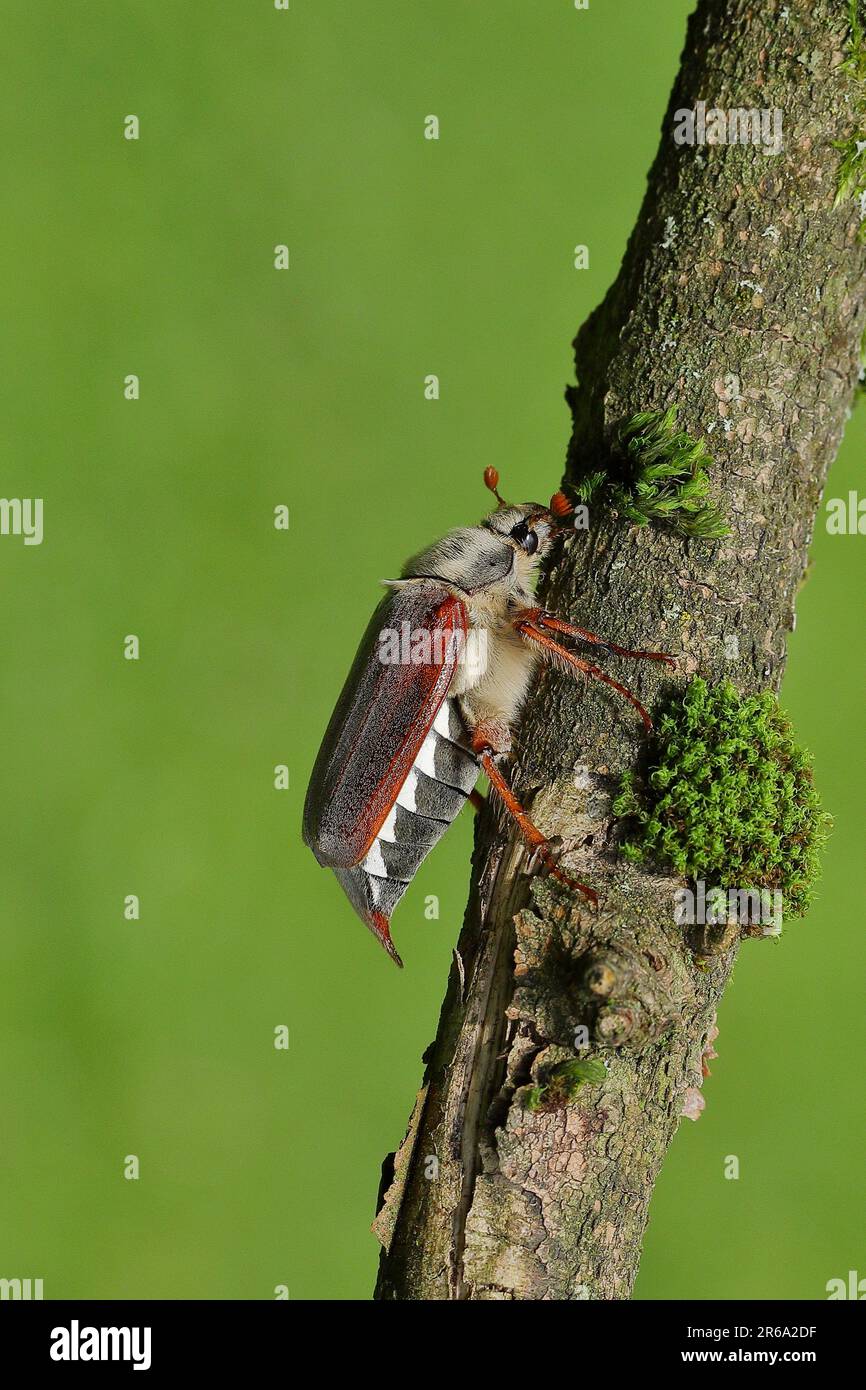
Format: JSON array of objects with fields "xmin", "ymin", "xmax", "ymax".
[{"xmin": 510, "ymin": 519, "xmax": 538, "ymax": 554}]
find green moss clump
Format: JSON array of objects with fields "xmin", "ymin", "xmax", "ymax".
[
  {"xmin": 834, "ymin": 138, "xmax": 866, "ymax": 220},
  {"xmin": 834, "ymin": 0, "xmax": 866, "ymax": 241},
  {"xmin": 844, "ymin": 0, "xmax": 866, "ymax": 80},
  {"xmin": 612, "ymin": 678, "xmax": 830, "ymax": 919},
  {"xmin": 526, "ymin": 1058, "xmax": 607, "ymax": 1113},
  {"xmin": 573, "ymin": 406, "xmax": 729, "ymax": 540}
]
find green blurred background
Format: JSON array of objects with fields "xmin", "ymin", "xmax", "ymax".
[{"xmin": 1, "ymin": 1, "xmax": 862, "ymax": 1300}]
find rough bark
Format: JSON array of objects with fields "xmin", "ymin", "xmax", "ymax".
[{"xmin": 374, "ymin": 0, "xmax": 866, "ymax": 1300}]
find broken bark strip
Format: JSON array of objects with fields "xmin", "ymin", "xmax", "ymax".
[{"xmin": 375, "ymin": 0, "xmax": 866, "ymax": 1300}]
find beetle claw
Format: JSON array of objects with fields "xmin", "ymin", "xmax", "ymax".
[
  {"xmin": 526, "ymin": 837, "xmax": 599, "ymax": 908},
  {"xmin": 526, "ymin": 834, "xmax": 564, "ymax": 874}
]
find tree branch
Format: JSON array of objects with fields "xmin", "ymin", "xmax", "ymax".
[{"xmin": 374, "ymin": 0, "xmax": 866, "ymax": 1300}]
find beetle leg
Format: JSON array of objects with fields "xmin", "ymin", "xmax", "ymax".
[
  {"xmin": 477, "ymin": 750, "xmax": 598, "ymax": 907},
  {"xmin": 515, "ymin": 607, "xmax": 675, "ymax": 667},
  {"xmin": 468, "ymin": 720, "xmax": 512, "ymax": 756},
  {"xmin": 515, "ymin": 620, "xmax": 655, "ymax": 732}
]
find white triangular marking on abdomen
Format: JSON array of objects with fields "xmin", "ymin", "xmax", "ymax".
[
  {"xmin": 362, "ymin": 840, "xmax": 387, "ymax": 876},
  {"xmin": 377, "ymin": 805, "xmax": 398, "ymax": 843},
  {"xmin": 414, "ymin": 731, "xmax": 439, "ymax": 779},
  {"xmin": 395, "ymin": 767, "xmax": 418, "ymax": 812},
  {"xmin": 432, "ymin": 702, "xmax": 454, "ymax": 738}
]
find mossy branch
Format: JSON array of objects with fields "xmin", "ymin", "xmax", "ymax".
[{"xmin": 375, "ymin": 0, "xmax": 866, "ymax": 1303}]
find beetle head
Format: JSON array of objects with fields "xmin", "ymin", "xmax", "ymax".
[
  {"xmin": 396, "ymin": 470, "xmax": 575, "ymax": 596},
  {"xmin": 481, "ymin": 467, "xmax": 574, "ymax": 563}
]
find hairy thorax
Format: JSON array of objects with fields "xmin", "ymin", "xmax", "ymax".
[{"xmin": 453, "ymin": 585, "xmax": 540, "ymax": 731}]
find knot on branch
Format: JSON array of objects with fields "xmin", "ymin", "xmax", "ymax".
[
  {"xmin": 576, "ymin": 943, "xmax": 688, "ymax": 1048},
  {"xmin": 687, "ymin": 918, "xmax": 742, "ymax": 959},
  {"xmin": 511, "ymin": 890, "xmax": 695, "ymax": 1053}
]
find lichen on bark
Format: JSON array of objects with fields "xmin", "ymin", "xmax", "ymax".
[{"xmin": 374, "ymin": 0, "xmax": 866, "ymax": 1301}]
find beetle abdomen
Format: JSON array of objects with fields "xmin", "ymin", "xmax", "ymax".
[{"xmin": 332, "ymin": 698, "xmax": 478, "ymax": 961}]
